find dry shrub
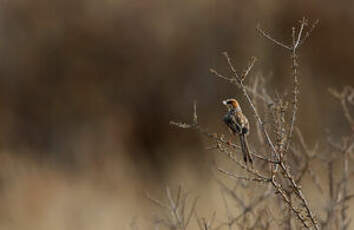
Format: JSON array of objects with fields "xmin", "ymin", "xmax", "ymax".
[{"xmin": 145, "ymin": 18, "xmax": 354, "ymax": 230}]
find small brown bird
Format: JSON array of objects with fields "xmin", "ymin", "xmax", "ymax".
[{"xmin": 223, "ymin": 98, "xmax": 253, "ymax": 165}]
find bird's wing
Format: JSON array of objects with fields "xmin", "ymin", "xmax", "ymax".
[
  {"xmin": 236, "ymin": 113, "xmax": 249, "ymax": 134},
  {"xmin": 224, "ymin": 113, "xmax": 242, "ymax": 134}
]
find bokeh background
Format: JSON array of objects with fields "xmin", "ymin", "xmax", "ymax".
[{"xmin": 0, "ymin": 0, "xmax": 353, "ymax": 229}]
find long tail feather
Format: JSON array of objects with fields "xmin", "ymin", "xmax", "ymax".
[{"xmin": 240, "ymin": 135, "xmax": 253, "ymax": 165}]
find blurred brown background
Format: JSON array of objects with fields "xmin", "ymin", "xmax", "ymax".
[{"xmin": 0, "ymin": 0, "xmax": 353, "ymax": 229}]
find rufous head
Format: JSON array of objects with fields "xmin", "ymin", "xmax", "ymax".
[{"xmin": 223, "ymin": 98, "xmax": 242, "ymax": 112}]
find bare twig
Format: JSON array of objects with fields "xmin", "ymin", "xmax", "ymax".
[
  {"xmin": 329, "ymin": 87, "xmax": 354, "ymax": 127},
  {"xmin": 147, "ymin": 186, "xmax": 199, "ymax": 230},
  {"xmin": 171, "ymin": 120, "xmax": 279, "ymax": 164},
  {"xmin": 256, "ymin": 24, "xmax": 291, "ymax": 50}
]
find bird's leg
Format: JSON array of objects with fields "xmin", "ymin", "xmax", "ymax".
[
  {"xmin": 227, "ymin": 130, "xmax": 234, "ymax": 146},
  {"xmin": 227, "ymin": 138, "xmax": 232, "ymax": 146}
]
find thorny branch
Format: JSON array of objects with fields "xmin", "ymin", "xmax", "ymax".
[
  {"xmin": 258, "ymin": 17, "xmax": 318, "ymax": 157},
  {"xmin": 214, "ymin": 181, "xmax": 272, "ymax": 230},
  {"xmin": 171, "ymin": 92, "xmax": 318, "ymax": 229},
  {"xmin": 175, "ymin": 18, "xmax": 320, "ymax": 230},
  {"xmin": 146, "ymin": 18, "xmax": 354, "ymax": 230}
]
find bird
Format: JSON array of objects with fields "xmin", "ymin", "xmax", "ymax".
[{"xmin": 222, "ymin": 98, "xmax": 253, "ymax": 165}]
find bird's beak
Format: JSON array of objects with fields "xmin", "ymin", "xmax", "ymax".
[{"xmin": 222, "ymin": 100, "xmax": 228, "ymax": 105}]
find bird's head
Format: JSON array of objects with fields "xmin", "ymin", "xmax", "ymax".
[{"xmin": 223, "ymin": 98, "xmax": 242, "ymax": 112}]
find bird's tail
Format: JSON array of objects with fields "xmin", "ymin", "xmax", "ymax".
[{"xmin": 240, "ymin": 134, "xmax": 253, "ymax": 165}]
